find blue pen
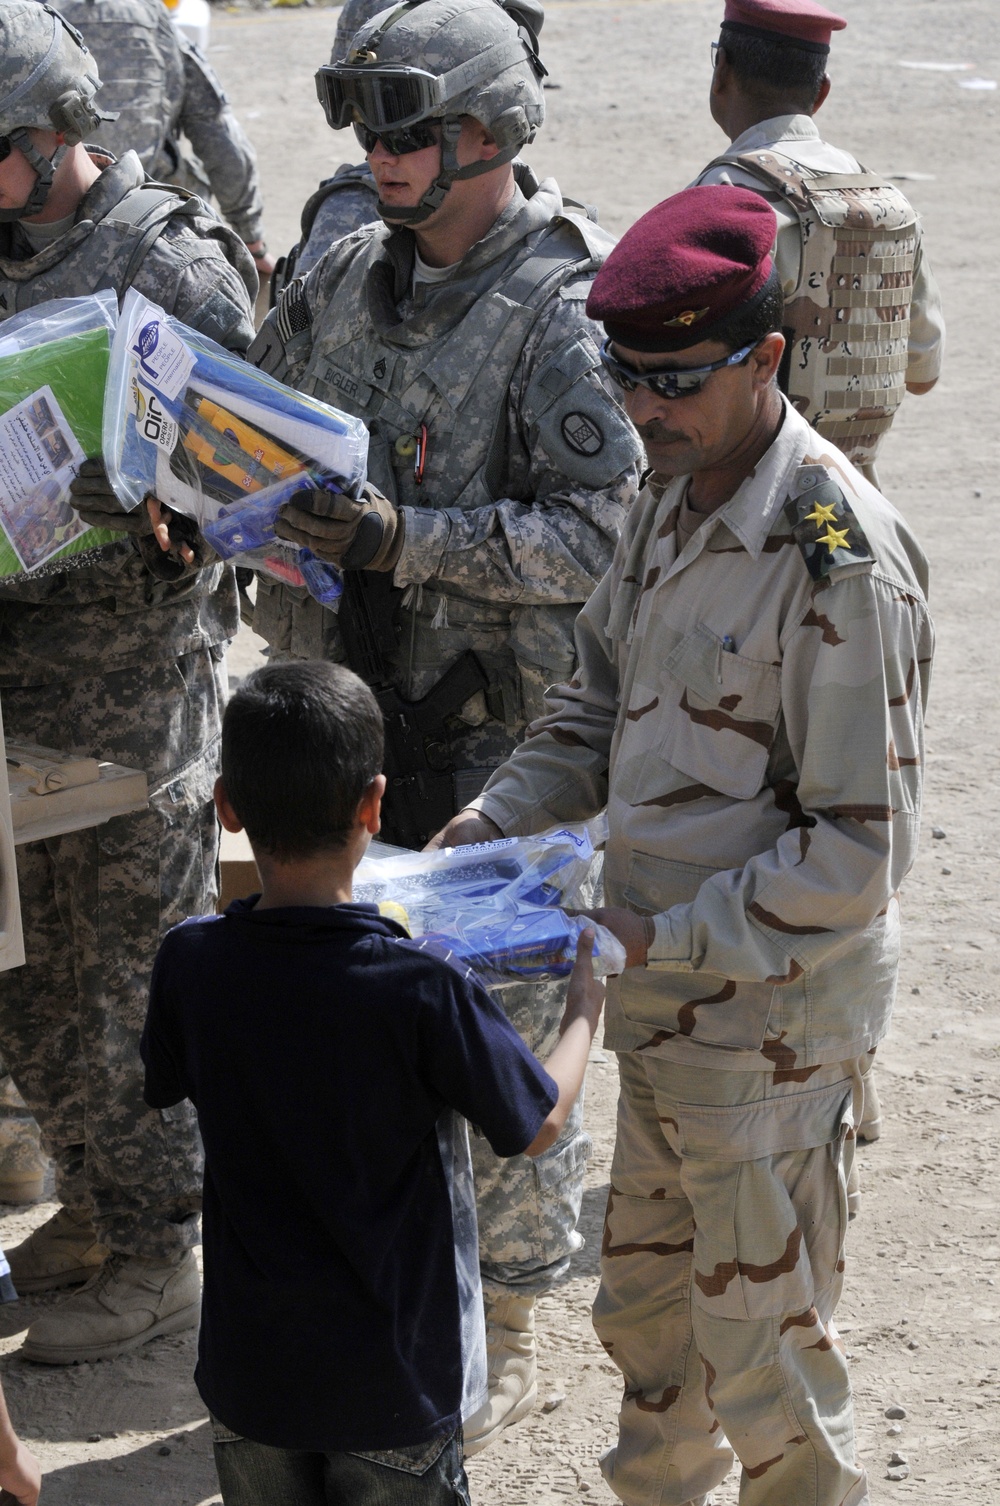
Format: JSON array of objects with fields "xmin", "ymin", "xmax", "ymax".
[{"xmin": 722, "ymin": 635, "xmax": 736, "ymax": 653}]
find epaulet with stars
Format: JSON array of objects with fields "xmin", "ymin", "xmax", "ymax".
[{"xmin": 783, "ymin": 468, "xmax": 875, "ymax": 582}]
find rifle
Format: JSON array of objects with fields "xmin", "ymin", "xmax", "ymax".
[{"xmin": 338, "ymin": 570, "xmax": 490, "ymax": 850}]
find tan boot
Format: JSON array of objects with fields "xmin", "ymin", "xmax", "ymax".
[
  {"xmin": 22, "ymin": 1249, "xmax": 200, "ymax": 1364},
  {"xmin": 857, "ymin": 1063, "xmax": 883, "ymax": 1143},
  {"xmin": 7, "ymin": 1207, "xmax": 108, "ymax": 1294},
  {"xmin": 0, "ymin": 1078, "xmax": 49, "ymax": 1204},
  {"xmin": 463, "ymin": 1289, "xmax": 538, "ymax": 1457}
]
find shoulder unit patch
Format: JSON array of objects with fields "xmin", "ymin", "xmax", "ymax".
[{"xmin": 783, "ymin": 471, "xmax": 875, "ymax": 582}]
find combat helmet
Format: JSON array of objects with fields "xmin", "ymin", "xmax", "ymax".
[
  {"xmin": 316, "ymin": 0, "xmax": 547, "ymax": 224},
  {"xmin": 0, "ymin": 0, "xmax": 114, "ymax": 221}
]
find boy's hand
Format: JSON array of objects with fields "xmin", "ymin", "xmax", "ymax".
[
  {"xmin": 559, "ymin": 928, "xmax": 605, "ymax": 1036},
  {"xmin": 0, "ymin": 1437, "xmax": 42, "ymax": 1505}
]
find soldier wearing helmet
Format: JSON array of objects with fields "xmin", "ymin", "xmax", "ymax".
[
  {"xmin": 44, "ymin": 0, "xmax": 275, "ymax": 278},
  {"xmin": 694, "ymin": 0, "xmax": 945, "ymax": 488},
  {"xmin": 249, "ymin": 0, "xmax": 641, "ymax": 1454},
  {"xmin": 0, "ymin": 0, "xmax": 256, "ymax": 1367},
  {"xmin": 275, "ymin": 0, "xmax": 547, "ymax": 294}
]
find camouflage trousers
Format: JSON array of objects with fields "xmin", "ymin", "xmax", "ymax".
[
  {"xmin": 0, "ymin": 648, "xmax": 226, "ymax": 1257},
  {"xmin": 595, "ymin": 1052, "xmax": 868, "ymax": 1506},
  {"xmin": 472, "ymin": 976, "xmax": 591, "ymax": 1293}
]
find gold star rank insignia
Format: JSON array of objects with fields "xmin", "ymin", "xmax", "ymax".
[
  {"xmin": 783, "ymin": 468, "xmax": 875, "ymax": 582},
  {"xmin": 818, "ymin": 523, "xmax": 850, "ymax": 553},
  {"xmin": 805, "ymin": 501, "xmax": 838, "ymax": 527}
]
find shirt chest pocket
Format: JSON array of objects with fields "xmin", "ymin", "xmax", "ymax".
[{"xmin": 635, "ymin": 626, "xmax": 782, "ymax": 802}]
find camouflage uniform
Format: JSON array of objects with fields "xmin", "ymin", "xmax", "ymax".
[
  {"xmin": 51, "ymin": 0, "xmax": 266, "ymax": 245},
  {"xmin": 473, "ymin": 400, "xmax": 933, "ymax": 1503},
  {"xmin": 0, "ymin": 138, "xmax": 255, "ymax": 1254},
  {"xmin": 694, "ymin": 114, "xmax": 944, "ymax": 479},
  {"xmin": 250, "ymin": 174, "xmax": 641, "ymax": 1288},
  {"xmin": 292, "ymin": 163, "xmax": 379, "ymax": 282}
]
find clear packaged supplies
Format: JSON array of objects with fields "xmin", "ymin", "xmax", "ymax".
[
  {"xmin": 0, "ymin": 291, "xmax": 122, "ymax": 577},
  {"xmin": 103, "ymin": 289, "xmax": 370, "ymax": 604},
  {"xmin": 354, "ymin": 819, "xmax": 625, "ymax": 986}
]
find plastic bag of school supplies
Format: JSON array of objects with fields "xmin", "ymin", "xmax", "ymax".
[
  {"xmin": 0, "ymin": 291, "xmax": 121, "ymax": 578},
  {"xmin": 103, "ymin": 289, "xmax": 370, "ymax": 604},
  {"xmin": 353, "ymin": 818, "xmax": 625, "ymax": 986}
]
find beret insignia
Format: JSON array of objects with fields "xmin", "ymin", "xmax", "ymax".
[
  {"xmin": 664, "ymin": 307, "xmax": 710, "ymax": 328},
  {"xmin": 783, "ymin": 470, "xmax": 874, "ymax": 582}
]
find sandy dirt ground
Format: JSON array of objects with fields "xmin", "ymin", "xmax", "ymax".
[{"xmin": 0, "ymin": 0, "xmax": 997, "ymax": 1501}]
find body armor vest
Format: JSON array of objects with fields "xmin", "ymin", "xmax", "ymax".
[
  {"xmin": 297, "ymin": 211, "xmax": 612, "ymax": 530},
  {"xmin": 0, "ymin": 178, "xmax": 203, "ymax": 316},
  {"xmin": 708, "ymin": 148, "xmax": 918, "ymax": 468},
  {"xmin": 259, "ymin": 203, "xmax": 620, "ymax": 789}
]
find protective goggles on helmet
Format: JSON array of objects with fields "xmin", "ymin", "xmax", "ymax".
[
  {"xmin": 599, "ymin": 338, "xmax": 758, "ymax": 399},
  {"xmin": 316, "ymin": 38, "xmax": 525, "ymax": 132},
  {"xmin": 353, "ymin": 120, "xmax": 440, "ymax": 157},
  {"xmin": 317, "ymin": 63, "xmax": 443, "ymax": 132}
]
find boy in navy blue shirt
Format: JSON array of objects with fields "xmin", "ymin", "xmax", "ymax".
[{"xmin": 140, "ymin": 661, "xmax": 604, "ymax": 1506}]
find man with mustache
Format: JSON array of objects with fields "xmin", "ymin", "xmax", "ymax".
[{"xmin": 435, "ymin": 185, "xmax": 932, "ymax": 1505}]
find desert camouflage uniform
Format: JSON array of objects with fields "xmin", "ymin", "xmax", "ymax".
[
  {"xmin": 695, "ymin": 114, "xmax": 944, "ymax": 479},
  {"xmin": 52, "ymin": 0, "xmax": 265, "ymax": 244},
  {"xmin": 0, "ymin": 149, "xmax": 254, "ymax": 1255},
  {"xmin": 250, "ymin": 175, "xmax": 641, "ymax": 1289},
  {"xmin": 473, "ymin": 399, "xmax": 932, "ymax": 1503}
]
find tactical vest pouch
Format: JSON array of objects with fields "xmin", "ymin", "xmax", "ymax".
[{"xmin": 709, "ymin": 149, "xmax": 918, "ymax": 467}]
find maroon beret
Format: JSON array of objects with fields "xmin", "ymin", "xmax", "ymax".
[
  {"xmin": 722, "ymin": 0, "xmax": 846, "ymax": 52},
  {"xmin": 587, "ymin": 185, "xmax": 778, "ymax": 354}
]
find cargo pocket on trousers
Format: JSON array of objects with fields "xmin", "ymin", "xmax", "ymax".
[
  {"xmin": 532, "ymin": 1132, "xmax": 593, "ymax": 1265},
  {"xmin": 149, "ymin": 745, "xmax": 221, "ymax": 932},
  {"xmin": 675, "ymin": 1080, "xmax": 853, "ymax": 1321}
]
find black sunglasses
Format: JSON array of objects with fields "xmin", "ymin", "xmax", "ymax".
[
  {"xmin": 599, "ymin": 338, "xmax": 759, "ymax": 400},
  {"xmin": 0, "ymin": 137, "xmax": 12, "ymax": 164},
  {"xmin": 353, "ymin": 120, "xmax": 441, "ymax": 158}
]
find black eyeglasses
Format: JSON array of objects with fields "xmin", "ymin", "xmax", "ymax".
[
  {"xmin": 599, "ymin": 338, "xmax": 758, "ymax": 400},
  {"xmin": 0, "ymin": 137, "xmax": 12, "ymax": 164},
  {"xmin": 353, "ymin": 120, "xmax": 441, "ymax": 157}
]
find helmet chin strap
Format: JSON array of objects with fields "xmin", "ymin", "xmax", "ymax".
[
  {"xmin": 0, "ymin": 128, "xmax": 68, "ymax": 224},
  {"xmin": 376, "ymin": 116, "xmax": 520, "ymax": 227}
]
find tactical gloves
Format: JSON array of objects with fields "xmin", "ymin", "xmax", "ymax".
[
  {"xmin": 69, "ymin": 458, "xmax": 153, "ymax": 535},
  {"xmin": 68, "ymin": 459, "xmax": 217, "ymax": 581},
  {"xmin": 275, "ymin": 482, "xmax": 404, "ymax": 572}
]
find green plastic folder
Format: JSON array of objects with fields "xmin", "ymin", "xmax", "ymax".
[{"xmin": 0, "ymin": 326, "xmax": 119, "ymax": 577}]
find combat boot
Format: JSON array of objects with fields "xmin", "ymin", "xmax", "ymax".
[
  {"xmin": 22, "ymin": 1248, "xmax": 200, "ymax": 1364},
  {"xmin": 463, "ymin": 1288, "xmax": 537, "ymax": 1457},
  {"xmin": 857, "ymin": 1063, "xmax": 883, "ymax": 1142},
  {"xmin": 7, "ymin": 1207, "xmax": 108, "ymax": 1293},
  {"xmin": 0, "ymin": 1077, "xmax": 48, "ymax": 1204}
]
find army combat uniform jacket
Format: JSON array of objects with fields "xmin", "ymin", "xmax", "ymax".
[
  {"xmin": 52, "ymin": 0, "xmax": 265, "ymax": 245},
  {"xmin": 252, "ymin": 176, "xmax": 641, "ymax": 771},
  {"xmin": 0, "ymin": 147, "xmax": 256, "ymax": 689},
  {"xmin": 475, "ymin": 400, "xmax": 933, "ymax": 1074}
]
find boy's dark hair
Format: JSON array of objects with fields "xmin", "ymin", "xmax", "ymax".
[
  {"xmin": 711, "ymin": 266, "xmax": 785, "ymax": 354},
  {"xmin": 720, "ymin": 29, "xmax": 828, "ymax": 114},
  {"xmin": 222, "ymin": 661, "xmax": 384, "ymax": 859}
]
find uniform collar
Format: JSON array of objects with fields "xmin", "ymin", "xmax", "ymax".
[
  {"xmin": 656, "ymin": 396, "xmax": 814, "ymax": 562},
  {"xmin": 366, "ymin": 177, "xmax": 567, "ymax": 339},
  {"xmin": 75, "ymin": 149, "xmax": 145, "ymax": 228},
  {"xmin": 728, "ymin": 113, "xmax": 821, "ymax": 154}
]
